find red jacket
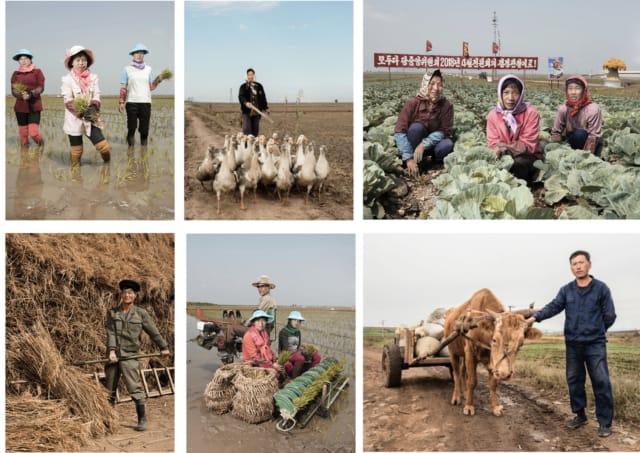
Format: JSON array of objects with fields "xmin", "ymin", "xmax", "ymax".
[
  {"xmin": 11, "ymin": 68, "xmax": 45, "ymax": 113},
  {"xmin": 486, "ymin": 106, "xmax": 543, "ymax": 160}
]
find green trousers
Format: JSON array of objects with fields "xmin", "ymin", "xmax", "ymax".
[{"xmin": 105, "ymin": 355, "xmax": 145, "ymax": 402}]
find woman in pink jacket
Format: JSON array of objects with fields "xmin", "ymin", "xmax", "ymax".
[
  {"xmin": 486, "ymin": 74, "xmax": 542, "ymax": 183},
  {"xmin": 61, "ymin": 45, "xmax": 111, "ymax": 172},
  {"xmin": 10, "ymin": 49, "xmax": 45, "ymax": 147}
]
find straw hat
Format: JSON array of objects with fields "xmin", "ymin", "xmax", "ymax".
[
  {"xmin": 119, "ymin": 279, "xmax": 141, "ymax": 292},
  {"xmin": 12, "ymin": 48, "xmax": 33, "ymax": 61},
  {"xmin": 247, "ymin": 309, "xmax": 274, "ymax": 324},
  {"xmin": 251, "ymin": 275, "xmax": 276, "ymax": 289},
  {"xmin": 128, "ymin": 43, "xmax": 150, "ymax": 55},
  {"xmin": 64, "ymin": 45, "xmax": 95, "ymax": 69}
]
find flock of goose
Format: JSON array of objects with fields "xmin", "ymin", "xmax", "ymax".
[{"xmin": 196, "ymin": 133, "xmax": 330, "ymax": 214}]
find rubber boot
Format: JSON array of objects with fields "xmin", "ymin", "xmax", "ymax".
[
  {"xmin": 135, "ymin": 401, "xmax": 147, "ymax": 431},
  {"xmin": 140, "ymin": 134, "xmax": 148, "ymax": 146},
  {"xmin": 108, "ymin": 395, "xmax": 117, "ymax": 407},
  {"xmin": 291, "ymin": 361, "xmax": 305, "ymax": 379},
  {"xmin": 18, "ymin": 125, "xmax": 29, "ymax": 145},
  {"xmin": 28, "ymin": 123, "xmax": 43, "ymax": 145},
  {"xmin": 70, "ymin": 145, "xmax": 83, "ymax": 180},
  {"xmin": 95, "ymin": 140, "xmax": 111, "ymax": 163}
]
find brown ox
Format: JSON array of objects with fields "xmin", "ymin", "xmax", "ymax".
[{"xmin": 444, "ymin": 288, "xmax": 542, "ymax": 416}]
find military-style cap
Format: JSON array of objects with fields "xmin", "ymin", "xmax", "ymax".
[{"xmin": 119, "ymin": 279, "xmax": 141, "ymax": 292}]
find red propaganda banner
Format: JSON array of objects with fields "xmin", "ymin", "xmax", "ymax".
[
  {"xmin": 492, "ymin": 42, "xmax": 499, "ymax": 54},
  {"xmin": 463, "ymin": 42, "xmax": 469, "ymax": 58},
  {"xmin": 426, "ymin": 40, "xmax": 432, "ymax": 52},
  {"xmin": 373, "ymin": 53, "xmax": 539, "ymax": 70}
]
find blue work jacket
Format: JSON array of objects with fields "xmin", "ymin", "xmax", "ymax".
[{"xmin": 534, "ymin": 276, "xmax": 616, "ymax": 343}]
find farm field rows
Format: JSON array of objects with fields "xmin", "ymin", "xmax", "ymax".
[
  {"xmin": 364, "ymin": 75, "xmax": 640, "ymax": 219},
  {"xmin": 187, "ymin": 304, "xmax": 355, "ymax": 452},
  {"xmin": 5, "ymin": 96, "xmax": 175, "ymax": 220}
]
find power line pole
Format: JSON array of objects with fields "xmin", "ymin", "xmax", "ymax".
[{"xmin": 492, "ymin": 11, "xmax": 501, "ymax": 80}]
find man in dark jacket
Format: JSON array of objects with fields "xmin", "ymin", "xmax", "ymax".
[
  {"xmin": 238, "ymin": 68, "xmax": 269, "ymax": 136},
  {"xmin": 528, "ymin": 251, "xmax": 616, "ymax": 437}
]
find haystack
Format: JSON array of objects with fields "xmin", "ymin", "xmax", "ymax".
[{"xmin": 5, "ymin": 233, "xmax": 175, "ymax": 451}]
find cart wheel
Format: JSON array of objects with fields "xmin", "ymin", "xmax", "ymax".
[
  {"xmin": 276, "ymin": 417, "xmax": 296, "ymax": 433},
  {"xmin": 382, "ymin": 344, "xmax": 402, "ymax": 388},
  {"xmin": 196, "ymin": 335, "xmax": 205, "ymax": 347}
]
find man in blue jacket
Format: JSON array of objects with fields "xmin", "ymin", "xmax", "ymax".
[{"xmin": 527, "ymin": 250, "xmax": 616, "ymax": 437}]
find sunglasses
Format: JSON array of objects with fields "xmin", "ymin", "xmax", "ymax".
[{"xmin": 256, "ymin": 284, "xmax": 270, "ymax": 288}]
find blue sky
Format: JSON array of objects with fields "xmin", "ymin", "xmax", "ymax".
[
  {"xmin": 5, "ymin": 1, "xmax": 174, "ymax": 95},
  {"xmin": 187, "ymin": 234, "xmax": 355, "ymax": 307},
  {"xmin": 185, "ymin": 1, "xmax": 353, "ymax": 102},
  {"xmin": 364, "ymin": 0, "xmax": 640, "ymax": 75},
  {"xmin": 365, "ymin": 234, "xmax": 640, "ymax": 333}
]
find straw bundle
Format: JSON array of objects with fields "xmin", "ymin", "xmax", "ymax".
[
  {"xmin": 230, "ymin": 367, "xmax": 278, "ymax": 424},
  {"xmin": 6, "ymin": 323, "xmax": 119, "ymax": 436},
  {"xmin": 204, "ymin": 363, "xmax": 248, "ymax": 414},
  {"xmin": 6, "ymin": 394, "xmax": 91, "ymax": 452},
  {"xmin": 277, "ymin": 350, "xmax": 292, "ymax": 366}
]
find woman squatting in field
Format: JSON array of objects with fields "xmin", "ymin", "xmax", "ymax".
[
  {"xmin": 242, "ymin": 309, "xmax": 282, "ymax": 372},
  {"xmin": 10, "ymin": 48, "xmax": 45, "ymax": 147},
  {"xmin": 486, "ymin": 74, "xmax": 542, "ymax": 183},
  {"xmin": 550, "ymin": 75, "xmax": 603, "ymax": 154},
  {"xmin": 278, "ymin": 311, "xmax": 322, "ymax": 379},
  {"xmin": 61, "ymin": 45, "xmax": 111, "ymax": 172},
  {"xmin": 119, "ymin": 43, "xmax": 166, "ymax": 147},
  {"xmin": 394, "ymin": 69, "xmax": 455, "ymax": 177}
]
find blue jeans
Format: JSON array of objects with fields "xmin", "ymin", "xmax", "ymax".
[
  {"xmin": 565, "ymin": 340, "xmax": 614, "ymax": 427},
  {"xmin": 568, "ymin": 129, "xmax": 588, "ymax": 150},
  {"xmin": 395, "ymin": 122, "xmax": 454, "ymax": 162}
]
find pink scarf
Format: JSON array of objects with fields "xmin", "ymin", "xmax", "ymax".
[
  {"xmin": 18, "ymin": 64, "xmax": 36, "ymax": 73},
  {"xmin": 248, "ymin": 326, "xmax": 273, "ymax": 363},
  {"xmin": 72, "ymin": 68, "xmax": 91, "ymax": 93}
]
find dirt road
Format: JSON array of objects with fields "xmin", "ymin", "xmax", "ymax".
[
  {"xmin": 184, "ymin": 103, "xmax": 353, "ymax": 220},
  {"xmin": 363, "ymin": 346, "xmax": 638, "ymax": 452},
  {"xmin": 79, "ymin": 397, "xmax": 174, "ymax": 452}
]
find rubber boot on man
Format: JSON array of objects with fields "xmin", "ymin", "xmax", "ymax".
[{"xmin": 135, "ymin": 399, "xmax": 147, "ymax": 432}]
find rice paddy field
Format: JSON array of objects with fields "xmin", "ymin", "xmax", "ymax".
[
  {"xmin": 5, "ymin": 95, "xmax": 175, "ymax": 220},
  {"xmin": 187, "ymin": 303, "xmax": 355, "ymax": 452}
]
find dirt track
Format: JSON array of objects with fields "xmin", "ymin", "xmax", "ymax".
[
  {"xmin": 79, "ymin": 397, "xmax": 174, "ymax": 452},
  {"xmin": 184, "ymin": 103, "xmax": 353, "ymax": 220},
  {"xmin": 364, "ymin": 346, "xmax": 638, "ymax": 452}
]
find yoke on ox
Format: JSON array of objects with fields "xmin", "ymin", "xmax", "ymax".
[{"xmin": 444, "ymin": 288, "xmax": 541, "ymax": 416}]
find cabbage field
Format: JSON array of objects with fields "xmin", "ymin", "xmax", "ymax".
[{"xmin": 363, "ymin": 76, "xmax": 640, "ymax": 219}]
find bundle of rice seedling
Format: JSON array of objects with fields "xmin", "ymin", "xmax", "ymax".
[
  {"xmin": 301, "ymin": 344, "xmax": 318, "ymax": 360},
  {"xmin": 231, "ymin": 367, "xmax": 278, "ymax": 424},
  {"xmin": 6, "ymin": 394, "xmax": 91, "ymax": 452},
  {"xmin": 73, "ymin": 96, "xmax": 90, "ymax": 115},
  {"xmin": 6, "ymin": 322, "xmax": 118, "ymax": 438},
  {"xmin": 204, "ymin": 363, "xmax": 248, "ymax": 414},
  {"xmin": 160, "ymin": 68, "xmax": 173, "ymax": 80},
  {"xmin": 277, "ymin": 350, "xmax": 292, "ymax": 366},
  {"xmin": 12, "ymin": 82, "xmax": 26, "ymax": 93},
  {"xmin": 292, "ymin": 358, "xmax": 344, "ymax": 410}
]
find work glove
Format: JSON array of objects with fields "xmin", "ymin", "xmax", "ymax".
[{"xmin": 83, "ymin": 105, "xmax": 100, "ymax": 123}]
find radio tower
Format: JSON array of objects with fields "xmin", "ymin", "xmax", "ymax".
[{"xmin": 492, "ymin": 11, "xmax": 501, "ymax": 79}]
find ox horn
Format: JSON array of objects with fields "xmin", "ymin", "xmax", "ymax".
[
  {"xmin": 511, "ymin": 303, "xmax": 538, "ymax": 319},
  {"xmin": 485, "ymin": 309, "xmax": 499, "ymax": 321}
]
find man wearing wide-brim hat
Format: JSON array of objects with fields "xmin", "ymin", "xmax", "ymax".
[
  {"xmin": 105, "ymin": 279, "xmax": 171, "ymax": 432},
  {"xmin": 252, "ymin": 275, "xmax": 277, "ymax": 337}
]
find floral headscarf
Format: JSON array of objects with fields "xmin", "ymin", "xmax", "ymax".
[{"xmin": 496, "ymin": 74, "xmax": 528, "ymax": 136}]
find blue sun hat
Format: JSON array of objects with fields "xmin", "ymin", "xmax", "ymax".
[
  {"xmin": 248, "ymin": 309, "xmax": 274, "ymax": 324},
  {"xmin": 129, "ymin": 43, "xmax": 150, "ymax": 55},
  {"xmin": 287, "ymin": 311, "xmax": 305, "ymax": 322},
  {"xmin": 13, "ymin": 48, "xmax": 33, "ymax": 61}
]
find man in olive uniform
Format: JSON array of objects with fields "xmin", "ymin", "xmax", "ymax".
[{"xmin": 105, "ymin": 279, "xmax": 171, "ymax": 432}]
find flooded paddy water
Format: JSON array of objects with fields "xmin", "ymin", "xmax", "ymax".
[
  {"xmin": 5, "ymin": 96, "xmax": 174, "ymax": 220},
  {"xmin": 186, "ymin": 308, "xmax": 355, "ymax": 453}
]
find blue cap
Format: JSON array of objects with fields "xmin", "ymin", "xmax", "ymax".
[
  {"xmin": 287, "ymin": 311, "xmax": 305, "ymax": 321},
  {"xmin": 248, "ymin": 309, "xmax": 274, "ymax": 324},
  {"xmin": 129, "ymin": 43, "xmax": 150, "ymax": 55},
  {"xmin": 13, "ymin": 48, "xmax": 33, "ymax": 61}
]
